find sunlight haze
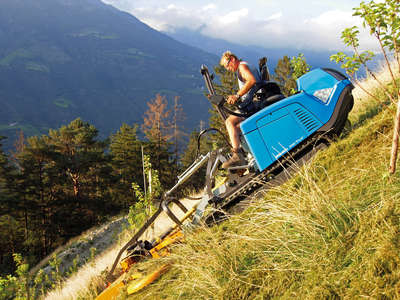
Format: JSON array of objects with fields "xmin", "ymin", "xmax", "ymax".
[{"xmin": 102, "ymin": 0, "xmax": 376, "ymax": 51}]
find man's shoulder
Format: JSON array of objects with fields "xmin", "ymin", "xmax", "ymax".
[{"xmin": 238, "ymin": 62, "xmax": 251, "ymax": 72}]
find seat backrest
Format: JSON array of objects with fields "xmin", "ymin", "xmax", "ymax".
[
  {"xmin": 258, "ymin": 57, "xmax": 270, "ymax": 81},
  {"xmin": 253, "ymin": 81, "xmax": 285, "ymax": 112},
  {"xmin": 264, "ymin": 94, "xmax": 285, "ymax": 106},
  {"xmin": 254, "ymin": 81, "xmax": 282, "ymax": 99}
]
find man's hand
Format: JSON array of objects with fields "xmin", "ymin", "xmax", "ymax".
[{"xmin": 227, "ymin": 94, "xmax": 240, "ymax": 105}]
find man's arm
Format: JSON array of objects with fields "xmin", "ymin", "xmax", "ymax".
[
  {"xmin": 227, "ymin": 64, "xmax": 256, "ymax": 105},
  {"xmin": 237, "ymin": 64, "xmax": 256, "ymax": 97}
]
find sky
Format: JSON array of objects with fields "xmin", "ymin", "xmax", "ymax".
[{"xmin": 101, "ymin": 0, "xmax": 378, "ymax": 52}]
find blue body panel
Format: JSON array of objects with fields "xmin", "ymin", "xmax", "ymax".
[{"xmin": 240, "ymin": 68, "xmax": 352, "ymax": 172}]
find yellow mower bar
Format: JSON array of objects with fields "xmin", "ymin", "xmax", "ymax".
[
  {"xmin": 127, "ymin": 264, "xmax": 170, "ymax": 295},
  {"xmin": 96, "ymin": 205, "xmax": 198, "ymax": 299}
]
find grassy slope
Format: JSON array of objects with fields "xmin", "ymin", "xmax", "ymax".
[
  {"xmin": 41, "ymin": 64, "xmax": 399, "ymax": 299},
  {"xmin": 126, "ymin": 72, "xmax": 400, "ymax": 299}
]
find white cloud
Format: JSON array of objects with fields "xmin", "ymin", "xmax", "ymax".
[
  {"xmin": 306, "ymin": 10, "xmax": 352, "ymax": 26},
  {"xmin": 129, "ymin": 4, "xmax": 204, "ymax": 32},
  {"xmin": 102, "ymin": 0, "xmax": 379, "ymax": 52},
  {"xmin": 266, "ymin": 12, "xmax": 282, "ymax": 21},
  {"xmin": 219, "ymin": 8, "xmax": 249, "ymax": 25},
  {"xmin": 167, "ymin": 4, "xmax": 177, "ymax": 10},
  {"xmin": 202, "ymin": 4, "xmax": 216, "ymax": 11},
  {"xmin": 303, "ymin": 10, "xmax": 379, "ymax": 51}
]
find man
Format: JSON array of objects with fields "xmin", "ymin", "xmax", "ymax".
[{"xmin": 219, "ymin": 51, "xmax": 261, "ymax": 169}]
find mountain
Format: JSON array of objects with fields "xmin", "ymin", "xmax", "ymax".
[
  {"xmin": 165, "ymin": 27, "xmax": 344, "ymax": 73},
  {"xmin": 0, "ymin": 0, "xmax": 218, "ymax": 149}
]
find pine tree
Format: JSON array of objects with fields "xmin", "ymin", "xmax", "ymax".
[
  {"xmin": 0, "ymin": 137, "xmax": 24, "ymax": 274},
  {"xmin": 46, "ymin": 119, "xmax": 112, "ymax": 234},
  {"xmin": 13, "ymin": 135, "xmax": 56, "ymax": 257},
  {"xmin": 47, "ymin": 118, "xmax": 107, "ymax": 200},
  {"xmin": 109, "ymin": 123, "xmax": 143, "ymax": 208},
  {"xmin": 1, "ymin": 120, "xmax": 116, "ymax": 273},
  {"xmin": 273, "ymin": 55, "xmax": 297, "ymax": 97},
  {"xmin": 0, "ymin": 136, "xmax": 12, "ymax": 202}
]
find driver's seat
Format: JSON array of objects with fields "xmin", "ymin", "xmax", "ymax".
[{"xmin": 252, "ymin": 81, "xmax": 285, "ymax": 112}]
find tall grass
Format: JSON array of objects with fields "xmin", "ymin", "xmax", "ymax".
[
  {"xmin": 133, "ymin": 110, "xmax": 400, "ymax": 299},
  {"xmin": 42, "ymin": 62, "xmax": 400, "ymax": 299},
  {"xmin": 129, "ymin": 65, "xmax": 400, "ymax": 299}
]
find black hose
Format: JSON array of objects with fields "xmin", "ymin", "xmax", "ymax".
[{"xmin": 196, "ymin": 128, "xmax": 231, "ymax": 159}]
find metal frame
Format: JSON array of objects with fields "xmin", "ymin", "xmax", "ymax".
[{"xmin": 107, "ymin": 148, "xmax": 227, "ymax": 279}]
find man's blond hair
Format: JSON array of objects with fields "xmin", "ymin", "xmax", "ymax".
[{"xmin": 220, "ymin": 50, "xmax": 238, "ymax": 66}]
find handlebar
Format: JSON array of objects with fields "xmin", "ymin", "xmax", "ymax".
[{"xmin": 200, "ymin": 64, "xmax": 251, "ymax": 119}]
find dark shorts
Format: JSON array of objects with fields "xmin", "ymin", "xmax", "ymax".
[{"xmin": 236, "ymin": 85, "xmax": 259, "ymax": 114}]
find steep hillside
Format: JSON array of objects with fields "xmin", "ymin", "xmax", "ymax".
[
  {"xmin": 13, "ymin": 63, "xmax": 398, "ymax": 299},
  {"xmin": 129, "ymin": 69, "xmax": 400, "ymax": 298},
  {"xmin": 0, "ymin": 0, "xmax": 218, "ymax": 149},
  {"xmin": 140, "ymin": 108, "xmax": 399, "ymax": 299}
]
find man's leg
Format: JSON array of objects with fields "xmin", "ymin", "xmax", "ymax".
[
  {"xmin": 222, "ymin": 115, "xmax": 245, "ymax": 169},
  {"xmin": 225, "ymin": 115, "xmax": 244, "ymax": 149}
]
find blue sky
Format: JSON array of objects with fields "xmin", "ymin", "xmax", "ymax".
[{"xmin": 102, "ymin": 0, "xmax": 377, "ymax": 52}]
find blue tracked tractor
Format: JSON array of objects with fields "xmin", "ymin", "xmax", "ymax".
[{"xmin": 96, "ymin": 63, "xmax": 354, "ymax": 299}]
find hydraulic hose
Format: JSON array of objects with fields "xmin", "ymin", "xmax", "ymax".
[{"xmin": 196, "ymin": 128, "xmax": 231, "ymax": 159}]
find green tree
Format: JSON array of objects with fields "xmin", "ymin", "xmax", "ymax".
[
  {"xmin": 0, "ymin": 120, "xmax": 118, "ymax": 278},
  {"xmin": 290, "ymin": 53, "xmax": 311, "ymax": 81},
  {"xmin": 128, "ymin": 155, "xmax": 160, "ymax": 229},
  {"xmin": 13, "ymin": 135, "xmax": 56, "ymax": 258},
  {"xmin": 47, "ymin": 118, "xmax": 108, "ymax": 200},
  {"xmin": 0, "ymin": 136, "xmax": 14, "ymax": 206},
  {"xmin": 273, "ymin": 55, "xmax": 297, "ymax": 96},
  {"xmin": 273, "ymin": 54, "xmax": 311, "ymax": 96},
  {"xmin": 0, "ymin": 135, "xmax": 33, "ymax": 274},
  {"xmin": 0, "ymin": 253, "xmax": 31, "ymax": 300},
  {"xmin": 0, "ymin": 215, "xmax": 24, "ymax": 275},
  {"xmin": 330, "ymin": 0, "xmax": 400, "ymax": 173},
  {"xmin": 46, "ymin": 118, "xmax": 113, "ymax": 233},
  {"xmin": 109, "ymin": 123, "xmax": 143, "ymax": 208},
  {"xmin": 8, "ymin": 119, "xmax": 112, "ymax": 265}
]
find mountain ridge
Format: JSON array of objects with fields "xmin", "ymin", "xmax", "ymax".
[
  {"xmin": 0, "ymin": 0, "xmax": 218, "ymax": 150},
  {"xmin": 164, "ymin": 27, "xmax": 342, "ymax": 72}
]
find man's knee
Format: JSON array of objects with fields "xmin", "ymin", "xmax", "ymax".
[{"xmin": 225, "ymin": 117, "xmax": 234, "ymax": 127}]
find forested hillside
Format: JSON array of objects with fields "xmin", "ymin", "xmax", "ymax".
[
  {"xmin": 0, "ymin": 92, "xmax": 193, "ymax": 277},
  {"xmin": 0, "ymin": 0, "xmax": 217, "ymax": 150}
]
